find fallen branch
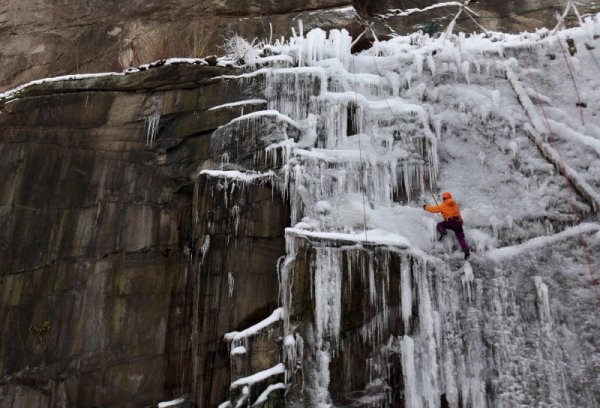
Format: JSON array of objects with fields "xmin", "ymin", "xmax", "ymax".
[{"xmin": 506, "ymin": 68, "xmax": 600, "ymax": 212}]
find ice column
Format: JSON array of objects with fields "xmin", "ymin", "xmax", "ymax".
[{"xmin": 314, "ymin": 248, "xmax": 343, "ymax": 343}]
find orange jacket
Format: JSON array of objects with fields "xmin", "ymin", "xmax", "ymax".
[{"xmin": 425, "ymin": 199, "xmax": 462, "ymax": 220}]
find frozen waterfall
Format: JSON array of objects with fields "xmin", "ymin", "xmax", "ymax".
[{"xmin": 208, "ymin": 18, "xmax": 600, "ymax": 408}]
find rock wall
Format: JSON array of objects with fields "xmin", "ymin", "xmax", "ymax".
[
  {"xmin": 2, "ymin": 0, "xmax": 600, "ymax": 92},
  {"xmin": 190, "ymin": 175, "xmax": 289, "ymax": 407},
  {"xmin": 0, "ymin": 0, "xmax": 354, "ymax": 92},
  {"xmin": 375, "ymin": 0, "xmax": 600, "ymax": 35},
  {"xmin": 0, "ymin": 63, "xmax": 289, "ymax": 407}
]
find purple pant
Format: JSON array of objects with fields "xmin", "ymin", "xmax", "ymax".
[{"xmin": 437, "ymin": 218, "xmax": 470, "ymax": 253}]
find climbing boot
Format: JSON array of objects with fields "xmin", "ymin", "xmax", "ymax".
[
  {"xmin": 438, "ymin": 233, "xmax": 447, "ymax": 242},
  {"xmin": 464, "ymin": 251, "xmax": 470, "ymax": 261}
]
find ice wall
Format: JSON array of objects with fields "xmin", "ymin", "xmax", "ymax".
[
  {"xmin": 278, "ymin": 232, "xmax": 599, "ymax": 407},
  {"xmin": 211, "ymin": 18, "xmax": 600, "ymax": 407}
]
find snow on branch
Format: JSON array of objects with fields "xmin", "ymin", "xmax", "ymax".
[
  {"xmin": 222, "ymin": 35, "xmax": 260, "ymax": 65},
  {"xmin": 384, "ymin": 2, "xmax": 464, "ymax": 18}
]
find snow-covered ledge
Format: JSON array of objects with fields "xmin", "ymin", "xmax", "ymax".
[
  {"xmin": 230, "ymin": 363, "xmax": 286, "ymax": 390},
  {"xmin": 224, "ymin": 308, "xmax": 284, "ymax": 342}
]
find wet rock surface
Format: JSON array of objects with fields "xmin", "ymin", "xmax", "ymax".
[{"xmin": 0, "ymin": 64, "xmax": 289, "ymax": 407}]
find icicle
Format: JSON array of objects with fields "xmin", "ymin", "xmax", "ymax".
[
  {"xmin": 415, "ymin": 263, "xmax": 439, "ymax": 407},
  {"xmin": 415, "ymin": 54, "xmax": 424, "ymax": 77},
  {"xmin": 295, "ymin": 333, "xmax": 304, "ymax": 363},
  {"xmin": 478, "ymin": 151, "xmax": 486, "ymax": 165},
  {"xmin": 278, "ymin": 237, "xmax": 297, "ymax": 331},
  {"xmin": 417, "ymin": 82, "xmax": 427, "ymax": 101},
  {"xmin": 401, "ymin": 336, "xmax": 421, "ymax": 408},
  {"xmin": 200, "ymin": 235, "xmax": 210, "ymax": 265},
  {"xmin": 284, "ymin": 334, "xmax": 297, "ymax": 369},
  {"xmin": 509, "ymin": 141, "xmax": 518, "ymax": 158},
  {"xmin": 231, "ymin": 204, "xmax": 241, "ymax": 235},
  {"xmin": 400, "ymin": 255, "xmax": 412, "ymax": 330},
  {"xmin": 426, "ymin": 55, "xmax": 437, "ymax": 76},
  {"xmin": 316, "ymin": 343, "xmax": 332, "ymax": 405},
  {"xmin": 461, "ymin": 61, "xmax": 471, "ymax": 84},
  {"xmin": 491, "ymin": 89, "xmax": 501, "ymax": 107},
  {"xmin": 506, "ymin": 214, "xmax": 514, "ymax": 230},
  {"xmin": 314, "ymin": 248, "xmax": 343, "ymax": 343},
  {"xmin": 489, "ymin": 215, "xmax": 499, "ymax": 241},
  {"xmin": 145, "ymin": 113, "xmax": 160, "ymax": 146},
  {"xmin": 228, "ymin": 272, "xmax": 235, "ymax": 298},
  {"xmin": 534, "ymin": 276, "xmax": 552, "ymax": 324},
  {"xmin": 404, "ymin": 71, "xmax": 412, "ymax": 89},
  {"xmin": 433, "ymin": 116, "xmax": 442, "ymax": 140},
  {"xmin": 461, "ymin": 263, "xmax": 474, "ymax": 302}
]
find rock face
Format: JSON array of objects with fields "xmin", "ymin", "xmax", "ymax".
[
  {"xmin": 2, "ymin": 0, "xmax": 600, "ymax": 92},
  {"xmin": 374, "ymin": 0, "xmax": 600, "ymax": 35},
  {"xmin": 0, "ymin": 0, "xmax": 353, "ymax": 92},
  {"xmin": 0, "ymin": 63, "xmax": 289, "ymax": 407}
]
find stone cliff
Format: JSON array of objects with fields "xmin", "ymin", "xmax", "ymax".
[
  {"xmin": 2, "ymin": 0, "xmax": 600, "ymax": 91},
  {"xmin": 0, "ymin": 62, "xmax": 291, "ymax": 407}
]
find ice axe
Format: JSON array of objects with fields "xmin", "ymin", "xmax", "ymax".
[{"xmin": 428, "ymin": 185, "xmax": 439, "ymax": 206}]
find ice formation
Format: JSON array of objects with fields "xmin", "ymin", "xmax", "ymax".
[{"xmin": 205, "ymin": 13, "xmax": 600, "ymax": 408}]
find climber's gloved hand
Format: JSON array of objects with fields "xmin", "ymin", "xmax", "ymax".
[{"xmin": 422, "ymin": 204, "xmax": 427, "ymax": 209}]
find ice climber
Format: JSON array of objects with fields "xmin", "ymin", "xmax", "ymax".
[{"xmin": 423, "ymin": 192, "xmax": 471, "ymax": 260}]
